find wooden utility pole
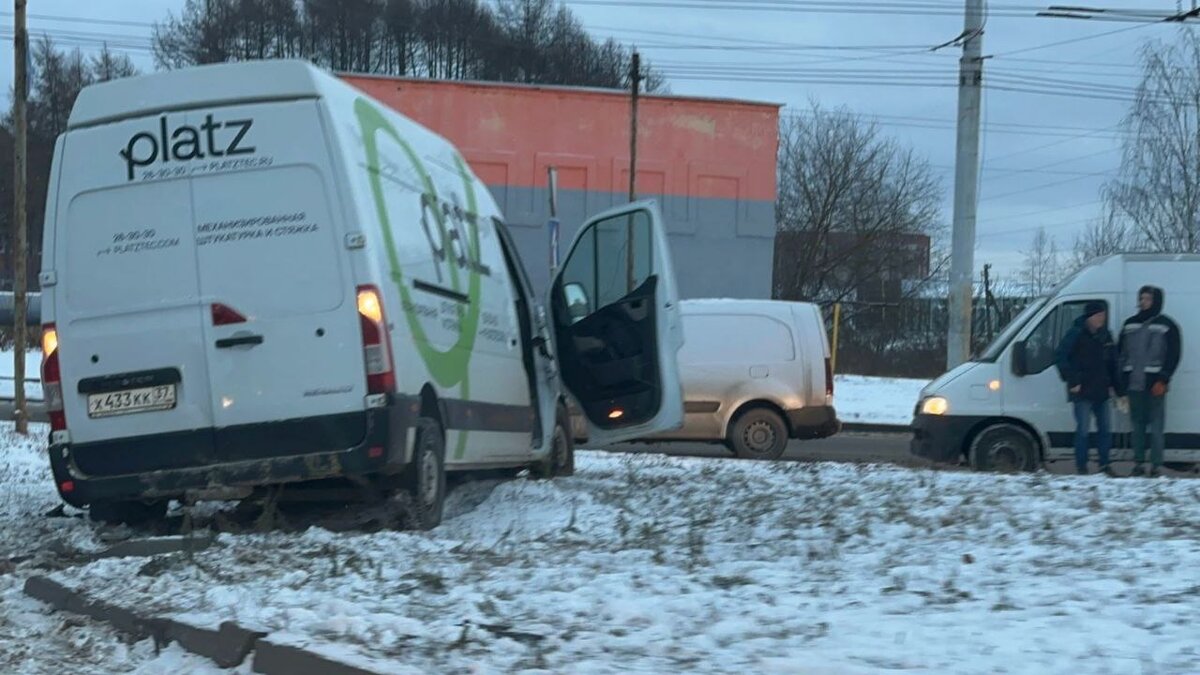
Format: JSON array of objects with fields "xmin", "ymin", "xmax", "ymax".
[
  {"xmin": 626, "ymin": 51, "xmax": 642, "ymax": 292},
  {"xmin": 12, "ymin": 0, "xmax": 29, "ymax": 435}
]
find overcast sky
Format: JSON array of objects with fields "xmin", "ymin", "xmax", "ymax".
[{"xmin": 0, "ymin": 1, "xmax": 1189, "ymax": 281}]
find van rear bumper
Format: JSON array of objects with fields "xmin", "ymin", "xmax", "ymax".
[
  {"xmin": 48, "ymin": 396, "xmax": 419, "ymax": 508},
  {"xmin": 788, "ymin": 405, "xmax": 841, "ymax": 439},
  {"xmin": 910, "ymin": 414, "xmax": 982, "ymax": 464}
]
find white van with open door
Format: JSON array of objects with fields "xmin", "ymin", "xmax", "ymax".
[
  {"xmin": 39, "ymin": 60, "xmax": 684, "ymax": 527},
  {"xmin": 912, "ymin": 254, "xmax": 1200, "ymax": 473}
]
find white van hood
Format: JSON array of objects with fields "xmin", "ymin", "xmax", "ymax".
[{"xmin": 922, "ymin": 361, "xmax": 981, "ymax": 397}]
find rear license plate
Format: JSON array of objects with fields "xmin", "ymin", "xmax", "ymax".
[{"xmin": 87, "ymin": 385, "xmax": 177, "ymax": 419}]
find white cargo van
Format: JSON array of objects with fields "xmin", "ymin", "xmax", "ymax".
[
  {"xmin": 573, "ymin": 299, "xmax": 839, "ymax": 459},
  {"xmin": 39, "ymin": 60, "xmax": 685, "ymax": 526},
  {"xmin": 912, "ymin": 254, "xmax": 1200, "ymax": 473}
]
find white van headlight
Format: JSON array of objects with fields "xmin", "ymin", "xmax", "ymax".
[{"xmin": 921, "ymin": 397, "xmax": 949, "ymax": 416}]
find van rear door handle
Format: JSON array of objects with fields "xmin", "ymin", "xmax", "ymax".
[{"xmin": 215, "ymin": 335, "xmax": 264, "ymax": 349}]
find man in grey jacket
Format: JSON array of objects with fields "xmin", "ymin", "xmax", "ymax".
[{"xmin": 1118, "ymin": 286, "xmax": 1182, "ymax": 477}]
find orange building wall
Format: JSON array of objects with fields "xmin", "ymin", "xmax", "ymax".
[{"xmin": 341, "ymin": 75, "xmax": 778, "ymax": 202}]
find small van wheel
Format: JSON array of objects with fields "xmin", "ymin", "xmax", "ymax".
[
  {"xmin": 88, "ymin": 499, "xmax": 168, "ymax": 526},
  {"xmin": 729, "ymin": 408, "xmax": 789, "ymax": 461},
  {"xmin": 969, "ymin": 423, "xmax": 1039, "ymax": 473},
  {"xmin": 402, "ymin": 418, "xmax": 446, "ymax": 530},
  {"xmin": 532, "ymin": 409, "xmax": 575, "ymax": 479}
]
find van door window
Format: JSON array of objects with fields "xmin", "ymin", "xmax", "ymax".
[{"xmin": 1024, "ymin": 300, "xmax": 1103, "ymax": 374}]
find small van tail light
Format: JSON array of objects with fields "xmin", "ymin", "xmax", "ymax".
[
  {"xmin": 825, "ymin": 357, "xmax": 834, "ymax": 399},
  {"xmin": 41, "ymin": 324, "xmax": 67, "ymax": 432},
  {"xmin": 357, "ymin": 286, "xmax": 395, "ymax": 394}
]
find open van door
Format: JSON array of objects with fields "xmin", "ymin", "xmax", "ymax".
[{"xmin": 549, "ymin": 201, "xmax": 684, "ymax": 445}]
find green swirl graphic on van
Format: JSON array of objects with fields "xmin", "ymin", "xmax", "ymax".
[{"xmin": 354, "ymin": 98, "xmax": 483, "ymax": 452}]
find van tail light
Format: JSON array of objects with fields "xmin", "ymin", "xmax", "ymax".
[
  {"xmin": 357, "ymin": 285, "xmax": 395, "ymax": 395},
  {"xmin": 825, "ymin": 357, "xmax": 834, "ymax": 399},
  {"xmin": 41, "ymin": 324, "xmax": 67, "ymax": 432}
]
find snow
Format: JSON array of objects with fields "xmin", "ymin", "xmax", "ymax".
[
  {"xmin": 835, "ymin": 374, "xmax": 927, "ymax": 427},
  {"xmin": 5, "ymin": 424, "xmax": 1199, "ymax": 674}
]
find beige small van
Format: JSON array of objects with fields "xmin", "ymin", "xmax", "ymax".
[{"xmin": 573, "ymin": 299, "xmax": 839, "ymax": 459}]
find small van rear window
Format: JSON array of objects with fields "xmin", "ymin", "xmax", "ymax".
[{"xmin": 681, "ymin": 314, "xmax": 795, "ymax": 363}]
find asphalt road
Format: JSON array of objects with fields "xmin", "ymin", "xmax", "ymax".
[
  {"xmin": 603, "ymin": 431, "xmax": 1200, "ymax": 478},
  {"xmin": 605, "ymin": 431, "xmax": 928, "ymax": 467}
]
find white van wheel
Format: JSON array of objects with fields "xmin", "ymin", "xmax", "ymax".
[
  {"xmin": 729, "ymin": 408, "xmax": 789, "ymax": 461},
  {"xmin": 403, "ymin": 418, "xmax": 446, "ymax": 530},
  {"xmin": 969, "ymin": 423, "xmax": 1039, "ymax": 473}
]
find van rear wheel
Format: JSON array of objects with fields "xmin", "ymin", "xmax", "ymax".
[
  {"xmin": 969, "ymin": 423, "xmax": 1040, "ymax": 473},
  {"xmin": 402, "ymin": 418, "xmax": 446, "ymax": 531},
  {"xmin": 729, "ymin": 408, "xmax": 789, "ymax": 461}
]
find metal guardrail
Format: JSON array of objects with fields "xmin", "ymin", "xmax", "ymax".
[
  {"xmin": 0, "ymin": 291, "xmax": 41, "ymax": 326},
  {"xmin": 0, "ymin": 373, "xmax": 46, "ymax": 423}
]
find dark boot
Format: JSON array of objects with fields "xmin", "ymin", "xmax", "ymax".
[{"xmin": 1130, "ymin": 464, "xmax": 1147, "ymax": 477}]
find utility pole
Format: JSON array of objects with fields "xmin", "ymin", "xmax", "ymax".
[
  {"xmin": 982, "ymin": 263, "xmax": 993, "ymax": 342},
  {"xmin": 12, "ymin": 0, "xmax": 29, "ymax": 436},
  {"xmin": 626, "ymin": 50, "xmax": 642, "ymax": 292},
  {"xmin": 946, "ymin": 0, "xmax": 984, "ymax": 369}
]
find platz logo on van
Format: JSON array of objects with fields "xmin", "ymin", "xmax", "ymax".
[{"xmin": 121, "ymin": 114, "xmax": 256, "ymax": 181}]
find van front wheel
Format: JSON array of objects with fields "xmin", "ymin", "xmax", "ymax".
[
  {"xmin": 402, "ymin": 418, "xmax": 446, "ymax": 530},
  {"xmin": 729, "ymin": 408, "xmax": 789, "ymax": 461},
  {"xmin": 969, "ymin": 423, "xmax": 1039, "ymax": 473},
  {"xmin": 531, "ymin": 409, "xmax": 576, "ymax": 479}
]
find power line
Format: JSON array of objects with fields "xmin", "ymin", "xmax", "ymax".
[{"xmin": 988, "ymin": 21, "xmax": 1154, "ymax": 57}]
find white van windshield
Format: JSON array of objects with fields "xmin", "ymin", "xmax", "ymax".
[{"xmin": 976, "ymin": 297, "xmax": 1047, "ymax": 362}]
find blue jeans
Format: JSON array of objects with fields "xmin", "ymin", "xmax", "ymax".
[{"xmin": 1073, "ymin": 400, "xmax": 1111, "ymax": 473}]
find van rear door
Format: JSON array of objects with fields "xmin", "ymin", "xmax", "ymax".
[
  {"xmin": 191, "ymin": 101, "xmax": 365, "ymax": 455},
  {"xmin": 55, "ymin": 122, "xmax": 213, "ymax": 449},
  {"xmin": 549, "ymin": 201, "xmax": 685, "ymax": 445}
]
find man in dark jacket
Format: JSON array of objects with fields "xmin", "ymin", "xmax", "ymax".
[
  {"xmin": 1056, "ymin": 301, "xmax": 1119, "ymax": 475},
  {"xmin": 1119, "ymin": 286, "xmax": 1182, "ymax": 477}
]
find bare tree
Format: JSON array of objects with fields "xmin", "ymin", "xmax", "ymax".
[
  {"xmin": 1072, "ymin": 212, "xmax": 1133, "ymax": 271},
  {"xmin": 1021, "ymin": 227, "xmax": 1060, "ymax": 295},
  {"xmin": 773, "ymin": 104, "xmax": 944, "ymax": 306},
  {"xmin": 1105, "ymin": 32, "xmax": 1200, "ymax": 252},
  {"xmin": 91, "ymin": 44, "xmax": 139, "ymax": 82}
]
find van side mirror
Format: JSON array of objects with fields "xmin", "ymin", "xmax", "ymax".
[
  {"xmin": 1012, "ymin": 340, "xmax": 1028, "ymax": 377},
  {"xmin": 563, "ymin": 283, "xmax": 590, "ymax": 323}
]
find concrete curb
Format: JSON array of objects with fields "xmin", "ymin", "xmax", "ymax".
[
  {"xmin": 23, "ymin": 575, "xmax": 383, "ymax": 673},
  {"xmin": 95, "ymin": 534, "xmax": 215, "ymax": 560},
  {"xmin": 253, "ymin": 640, "xmax": 383, "ymax": 675}
]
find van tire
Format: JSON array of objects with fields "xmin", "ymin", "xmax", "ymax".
[
  {"xmin": 729, "ymin": 407, "xmax": 789, "ymax": 461},
  {"xmin": 402, "ymin": 418, "xmax": 446, "ymax": 530},
  {"xmin": 532, "ymin": 410, "xmax": 575, "ymax": 479},
  {"xmin": 88, "ymin": 499, "xmax": 168, "ymax": 527},
  {"xmin": 969, "ymin": 423, "xmax": 1039, "ymax": 473}
]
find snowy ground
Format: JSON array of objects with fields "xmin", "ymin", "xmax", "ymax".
[
  {"xmin": 834, "ymin": 375, "xmax": 927, "ymax": 427},
  {"xmin": 4, "ymin": 425, "xmax": 1200, "ymax": 674}
]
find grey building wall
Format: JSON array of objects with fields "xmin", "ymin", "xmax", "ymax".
[{"xmin": 491, "ymin": 185, "xmax": 775, "ymax": 301}]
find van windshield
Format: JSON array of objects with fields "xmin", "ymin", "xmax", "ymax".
[{"xmin": 975, "ymin": 297, "xmax": 1047, "ymax": 362}]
